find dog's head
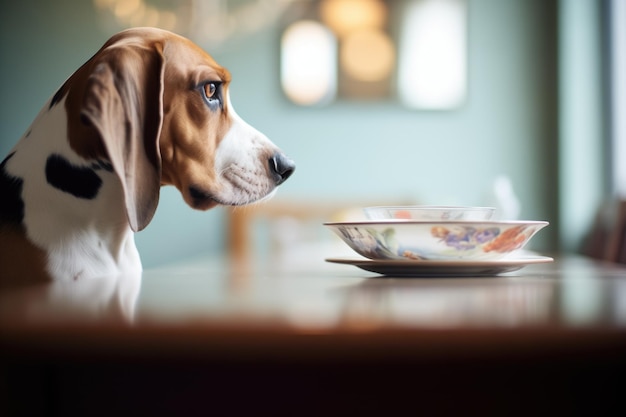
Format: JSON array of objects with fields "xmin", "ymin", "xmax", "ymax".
[{"xmin": 60, "ymin": 27, "xmax": 294, "ymax": 231}]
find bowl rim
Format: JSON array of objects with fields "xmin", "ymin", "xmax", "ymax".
[
  {"xmin": 363, "ymin": 205, "xmax": 497, "ymax": 211},
  {"xmin": 324, "ymin": 220, "xmax": 549, "ymax": 227}
]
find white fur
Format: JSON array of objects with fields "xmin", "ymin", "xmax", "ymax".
[{"xmin": 213, "ymin": 92, "xmax": 278, "ymax": 205}]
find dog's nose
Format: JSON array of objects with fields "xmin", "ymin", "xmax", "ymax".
[{"xmin": 269, "ymin": 152, "xmax": 295, "ymax": 185}]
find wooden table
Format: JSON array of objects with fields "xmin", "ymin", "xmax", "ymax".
[{"xmin": 2, "ymin": 255, "xmax": 626, "ymax": 416}]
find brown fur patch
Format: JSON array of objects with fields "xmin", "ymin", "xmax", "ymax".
[{"xmin": 57, "ymin": 62, "xmax": 109, "ymax": 161}]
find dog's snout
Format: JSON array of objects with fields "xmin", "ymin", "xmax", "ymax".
[{"xmin": 269, "ymin": 153, "xmax": 295, "ymax": 185}]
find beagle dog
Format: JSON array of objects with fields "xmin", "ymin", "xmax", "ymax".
[{"xmin": 0, "ymin": 27, "xmax": 295, "ymax": 286}]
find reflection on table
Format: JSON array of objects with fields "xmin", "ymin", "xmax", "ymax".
[{"xmin": 1, "ymin": 255, "xmax": 626, "ymax": 417}]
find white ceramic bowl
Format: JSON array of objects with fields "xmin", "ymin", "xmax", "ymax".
[
  {"xmin": 363, "ymin": 206, "xmax": 496, "ymax": 221},
  {"xmin": 325, "ymin": 220, "xmax": 548, "ymax": 261}
]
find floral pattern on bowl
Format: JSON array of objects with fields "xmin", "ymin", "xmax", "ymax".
[{"xmin": 325, "ymin": 221, "xmax": 548, "ymax": 261}]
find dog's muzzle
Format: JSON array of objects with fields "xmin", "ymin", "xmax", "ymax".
[{"xmin": 269, "ymin": 153, "xmax": 295, "ymax": 186}]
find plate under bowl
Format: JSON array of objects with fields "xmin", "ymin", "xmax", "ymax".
[{"xmin": 326, "ymin": 256, "xmax": 554, "ymax": 277}]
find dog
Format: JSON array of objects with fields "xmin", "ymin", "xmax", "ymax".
[{"xmin": 0, "ymin": 27, "xmax": 295, "ymax": 286}]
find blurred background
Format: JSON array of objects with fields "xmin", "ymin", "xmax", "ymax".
[{"xmin": 0, "ymin": 0, "xmax": 623, "ymax": 267}]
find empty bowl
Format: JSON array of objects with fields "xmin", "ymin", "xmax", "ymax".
[
  {"xmin": 363, "ymin": 206, "xmax": 496, "ymax": 221},
  {"xmin": 325, "ymin": 220, "xmax": 548, "ymax": 261}
]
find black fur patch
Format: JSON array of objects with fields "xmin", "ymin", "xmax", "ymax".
[
  {"xmin": 45, "ymin": 154, "xmax": 102, "ymax": 199},
  {"xmin": 49, "ymin": 86, "xmax": 67, "ymax": 109},
  {"xmin": 0, "ymin": 153, "xmax": 25, "ymax": 225}
]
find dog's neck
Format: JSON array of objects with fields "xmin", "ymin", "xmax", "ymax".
[{"xmin": 2, "ymin": 97, "xmax": 141, "ymax": 282}]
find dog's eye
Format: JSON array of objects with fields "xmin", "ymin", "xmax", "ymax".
[
  {"xmin": 198, "ymin": 82, "xmax": 222, "ymax": 110},
  {"xmin": 204, "ymin": 83, "xmax": 216, "ymax": 99}
]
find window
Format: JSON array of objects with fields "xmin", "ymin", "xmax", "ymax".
[
  {"xmin": 398, "ymin": 0, "xmax": 467, "ymax": 109},
  {"xmin": 281, "ymin": 20, "xmax": 337, "ymax": 106},
  {"xmin": 610, "ymin": 0, "xmax": 626, "ymax": 196}
]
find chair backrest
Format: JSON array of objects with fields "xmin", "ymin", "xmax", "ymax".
[
  {"xmin": 606, "ymin": 200, "xmax": 626, "ymax": 263},
  {"xmin": 582, "ymin": 199, "xmax": 626, "ymax": 264}
]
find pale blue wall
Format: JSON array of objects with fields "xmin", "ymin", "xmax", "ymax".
[{"xmin": 1, "ymin": 0, "xmax": 562, "ymax": 267}]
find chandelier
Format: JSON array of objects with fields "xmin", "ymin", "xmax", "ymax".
[{"xmin": 93, "ymin": 0, "xmax": 302, "ymax": 47}]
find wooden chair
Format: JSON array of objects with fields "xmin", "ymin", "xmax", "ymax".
[
  {"xmin": 606, "ymin": 199, "xmax": 626, "ymax": 263},
  {"xmin": 582, "ymin": 199, "xmax": 626, "ymax": 263}
]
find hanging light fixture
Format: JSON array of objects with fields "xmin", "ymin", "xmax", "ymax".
[{"xmin": 93, "ymin": 0, "xmax": 300, "ymax": 48}]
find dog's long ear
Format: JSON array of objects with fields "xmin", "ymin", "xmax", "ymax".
[{"xmin": 79, "ymin": 43, "xmax": 165, "ymax": 232}]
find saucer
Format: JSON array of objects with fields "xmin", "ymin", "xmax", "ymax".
[{"xmin": 325, "ymin": 256, "xmax": 553, "ymax": 277}]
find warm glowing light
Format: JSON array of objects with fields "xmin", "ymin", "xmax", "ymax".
[
  {"xmin": 320, "ymin": 0, "xmax": 387, "ymax": 37},
  {"xmin": 398, "ymin": 0, "xmax": 467, "ymax": 109},
  {"xmin": 114, "ymin": 0, "xmax": 141, "ymax": 19},
  {"xmin": 341, "ymin": 29, "xmax": 395, "ymax": 82},
  {"xmin": 93, "ymin": 0, "xmax": 116, "ymax": 9},
  {"xmin": 142, "ymin": 7, "xmax": 160, "ymax": 28},
  {"xmin": 281, "ymin": 21, "xmax": 337, "ymax": 105}
]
